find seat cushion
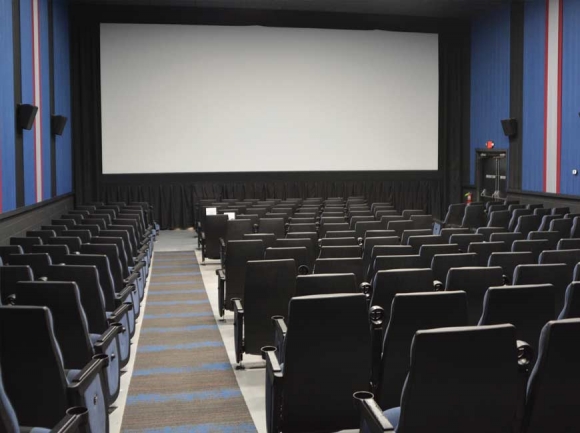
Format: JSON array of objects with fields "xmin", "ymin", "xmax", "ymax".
[{"xmin": 384, "ymin": 407, "xmax": 401, "ymax": 431}]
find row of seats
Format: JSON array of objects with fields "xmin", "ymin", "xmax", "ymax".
[
  {"xmin": 0, "ymin": 201, "xmax": 157, "ymax": 433},
  {"xmin": 197, "ymin": 196, "xmax": 579, "ymax": 432}
]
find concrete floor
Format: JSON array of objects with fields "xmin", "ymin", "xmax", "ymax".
[{"xmin": 110, "ymin": 229, "xmax": 267, "ymax": 433}]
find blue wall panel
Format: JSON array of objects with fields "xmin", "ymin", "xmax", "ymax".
[
  {"xmin": 20, "ymin": 0, "xmax": 36, "ymax": 205},
  {"xmin": 39, "ymin": 0, "xmax": 51, "ymax": 200},
  {"xmin": 53, "ymin": 0, "xmax": 72, "ymax": 195},
  {"xmin": 522, "ymin": 0, "xmax": 546, "ymax": 192},
  {"xmin": 0, "ymin": 0, "xmax": 17, "ymax": 212},
  {"xmin": 470, "ymin": 5, "xmax": 511, "ymax": 185},
  {"xmin": 560, "ymin": 0, "xmax": 580, "ymax": 195}
]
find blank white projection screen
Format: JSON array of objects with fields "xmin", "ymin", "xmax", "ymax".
[{"xmin": 100, "ymin": 24, "xmax": 439, "ymax": 174}]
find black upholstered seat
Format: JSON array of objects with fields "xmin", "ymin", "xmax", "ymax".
[
  {"xmin": 264, "ymin": 293, "xmax": 372, "ymax": 433},
  {"xmin": 376, "ymin": 291, "xmax": 468, "ymax": 409},
  {"xmin": 467, "ymin": 241, "xmax": 506, "ymax": 266},
  {"xmin": 418, "ymin": 243, "xmax": 459, "ymax": 268},
  {"xmin": 488, "ymin": 251, "xmax": 534, "ymax": 284},
  {"xmin": 318, "ymin": 245, "xmax": 361, "ymax": 259},
  {"xmin": 313, "ymin": 258, "xmax": 365, "ymax": 286},
  {"xmin": 201, "ymin": 214, "xmax": 228, "ymax": 261},
  {"xmin": 448, "ymin": 233, "xmax": 484, "ymax": 252},
  {"xmin": 407, "ymin": 235, "xmax": 444, "ymax": 254},
  {"xmin": 513, "ymin": 263, "xmax": 570, "ymax": 316},
  {"xmin": 527, "ymin": 231, "xmax": 561, "ymax": 250},
  {"xmin": 295, "ymin": 273, "xmax": 358, "ymax": 296},
  {"xmin": 559, "ymin": 282, "xmax": 580, "ymax": 319},
  {"xmin": 445, "ymin": 266, "xmax": 504, "ymax": 325},
  {"xmin": 487, "ymin": 210, "xmax": 510, "ymax": 229},
  {"xmin": 265, "ymin": 247, "xmax": 310, "ymax": 274},
  {"xmin": 512, "ymin": 239, "xmax": 550, "ymax": 261},
  {"xmin": 232, "ymin": 259, "xmax": 296, "ymax": 364},
  {"xmin": 431, "ymin": 253, "xmax": 478, "ymax": 284}
]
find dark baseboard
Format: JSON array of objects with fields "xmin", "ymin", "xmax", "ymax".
[
  {"xmin": 507, "ymin": 190, "xmax": 580, "ymax": 213},
  {"xmin": 0, "ymin": 195, "xmax": 75, "ymax": 245}
]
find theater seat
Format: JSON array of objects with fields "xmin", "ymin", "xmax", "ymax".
[
  {"xmin": 265, "ymin": 247, "xmax": 310, "ymax": 274},
  {"xmin": 513, "ymin": 264, "xmax": 569, "ymax": 317},
  {"xmin": 295, "ymin": 273, "xmax": 357, "ymax": 296},
  {"xmin": 0, "ymin": 306, "xmax": 108, "ymax": 433},
  {"xmin": 356, "ymin": 324, "xmax": 522, "ymax": 433},
  {"xmin": 523, "ymin": 319, "xmax": 580, "ymax": 433},
  {"xmin": 263, "ymin": 293, "xmax": 373, "ymax": 433},
  {"xmin": 559, "ymin": 282, "xmax": 580, "ymax": 319},
  {"xmin": 313, "ymin": 258, "xmax": 365, "ymax": 286},
  {"xmin": 233, "ymin": 259, "xmax": 296, "ymax": 365}
]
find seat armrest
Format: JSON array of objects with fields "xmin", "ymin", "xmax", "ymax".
[
  {"xmin": 433, "ymin": 280, "xmax": 443, "ymax": 291},
  {"xmin": 272, "ymin": 316, "xmax": 287, "ymax": 364},
  {"xmin": 92, "ymin": 324, "xmax": 121, "ymax": 355},
  {"xmin": 50, "ymin": 407, "xmax": 89, "ymax": 433},
  {"xmin": 216, "ymin": 269, "xmax": 226, "ymax": 318},
  {"xmin": 124, "ymin": 272, "xmax": 139, "ymax": 286},
  {"xmin": 132, "ymin": 261, "xmax": 146, "ymax": 274},
  {"xmin": 219, "ymin": 238, "xmax": 226, "ymax": 267},
  {"xmin": 67, "ymin": 355, "xmax": 108, "ymax": 400},
  {"xmin": 109, "ymin": 303, "xmax": 132, "ymax": 328},
  {"xmin": 502, "ymin": 274, "xmax": 511, "ymax": 285},
  {"xmin": 233, "ymin": 298, "xmax": 244, "ymax": 364},
  {"xmin": 353, "ymin": 392, "xmax": 395, "ymax": 432},
  {"xmin": 262, "ymin": 346, "xmax": 283, "ymax": 380},
  {"xmin": 262, "ymin": 346, "xmax": 283, "ymax": 433},
  {"xmin": 369, "ymin": 306, "xmax": 385, "ymax": 390},
  {"xmin": 116, "ymin": 284, "xmax": 135, "ymax": 305}
]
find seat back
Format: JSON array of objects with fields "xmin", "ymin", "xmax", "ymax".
[
  {"xmin": 295, "ymin": 273, "xmax": 358, "ymax": 296},
  {"xmin": 9, "ymin": 237, "xmax": 42, "ymax": 253},
  {"xmin": 402, "ymin": 210, "xmax": 424, "ymax": 220},
  {"xmin": 397, "ymin": 325, "xmax": 519, "ymax": 433},
  {"xmin": 461, "ymin": 205, "xmax": 486, "ymax": 229},
  {"xmin": 0, "ymin": 246, "xmax": 23, "ymax": 264},
  {"xmin": 539, "ymin": 249, "xmax": 580, "ymax": 277},
  {"xmin": 8, "ymin": 253, "xmax": 52, "ymax": 278},
  {"xmin": 371, "ymin": 269, "xmax": 434, "ymax": 324},
  {"xmin": 572, "ymin": 217, "xmax": 579, "ymax": 238},
  {"xmin": 431, "ymin": 253, "xmax": 478, "ymax": 283},
  {"xmin": 362, "ymin": 237, "xmax": 399, "ymax": 274},
  {"xmin": 409, "ymin": 214, "xmax": 433, "ymax": 230},
  {"xmin": 243, "ymin": 233, "xmax": 277, "ymax": 249},
  {"xmin": 488, "ymin": 210, "xmax": 511, "ymax": 229},
  {"xmin": 318, "ymin": 245, "xmax": 361, "ymax": 259},
  {"xmin": 407, "ymin": 235, "xmax": 445, "ymax": 254},
  {"xmin": 13, "ymin": 282, "xmax": 93, "ymax": 369},
  {"xmin": 79, "ymin": 244, "xmax": 125, "ymax": 290},
  {"xmin": 418, "ymin": 244, "xmax": 460, "ymax": 267},
  {"xmin": 488, "ymin": 251, "xmax": 534, "ymax": 284},
  {"xmin": 282, "ymin": 294, "xmax": 371, "ymax": 432},
  {"xmin": 533, "ymin": 208, "xmax": 551, "ymax": 217},
  {"xmin": 448, "ymin": 233, "xmax": 484, "ymax": 252},
  {"xmin": 274, "ymin": 238, "xmax": 315, "ymax": 269},
  {"xmin": 557, "ymin": 238, "xmax": 580, "ymax": 250},
  {"xmin": 515, "ymin": 215, "xmax": 542, "ymax": 237},
  {"xmin": 508, "ymin": 209, "xmax": 532, "ymax": 231},
  {"xmin": 538, "ymin": 214, "xmax": 563, "ymax": 231},
  {"xmin": 0, "ymin": 266, "xmax": 34, "ymax": 303},
  {"xmin": 442, "ymin": 203, "xmax": 466, "ymax": 226},
  {"xmin": 524, "ymin": 319, "xmax": 580, "ymax": 433},
  {"xmin": 319, "ymin": 237, "xmax": 358, "ymax": 247},
  {"xmin": 378, "ymin": 291, "xmax": 468, "ymax": 408},
  {"xmin": 62, "ymin": 254, "xmax": 117, "ymax": 309},
  {"xmin": 258, "ymin": 218, "xmax": 285, "ymax": 239},
  {"xmin": 226, "ymin": 219, "xmax": 254, "ymax": 241},
  {"xmin": 387, "ymin": 220, "xmax": 414, "ymax": 239},
  {"xmin": 445, "ymin": 266, "xmax": 504, "ymax": 325},
  {"xmin": 490, "ymin": 232, "xmax": 525, "ymax": 250},
  {"xmin": 349, "ymin": 216, "xmax": 375, "ymax": 230},
  {"xmin": 440, "ymin": 227, "xmax": 471, "ymax": 243},
  {"xmin": 265, "ymin": 247, "xmax": 309, "ymax": 273},
  {"xmin": 30, "ymin": 245, "xmax": 71, "ymax": 264},
  {"xmin": 365, "ymin": 230, "xmax": 397, "ymax": 239},
  {"xmin": 559, "ymin": 282, "xmax": 580, "ymax": 319},
  {"xmin": 467, "ymin": 241, "xmax": 506, "ymax": 266},
  {"xmin": 26, "ymin": 230, "xmax": 56, "ymax": 243},
  {"xmin": 354, "ymin": 221, "xmax": 384, "ymax": 239},
  {"xmin": 549, "ymin": 218, "xmax": 573, "ymax": 239},
  {"xmin": 0, "ymin": 306, "xmax": 68, "ymax": 428},
  {"xmin": 47, "ymin": 236, "xmax": 82, "ymax": 253},
  {"xmin": 46, "ymin": 265, "xmax": 109, "ymax": 333},
  {"xmin": 370, "ymin": 255, "xmax": 422, "ymax": 282},
  {"xmin": 243, "ymin": 259, "xmax": 296, "ymax": 354},
  {"xmin": 224, "ymin": 240, "xmax": 265, "ymax": 308},
  {"xmin": 204, "ymin": 215, "xmax": 228, "ymax": 259},
  {"xmin": 401, "ymin": 229, "xmax": 432, "ymax": 246},
  {"xmin": 527, "ymin": 231, "xmax": 561, "ymax": 250},
  {"xmin": 41, "ymin": 225, "xmax": 67, "ymax": 236},
  {"xmin": 513, "ymin": 264, "xmax": 570, "ymax": 316},
  {"xmin": 313, "ymin": 258, "xmax": 364, "ymax": 285},
  {"xmin": 512, "ymin": 239, "xmax": 550, "ymax": 261}
]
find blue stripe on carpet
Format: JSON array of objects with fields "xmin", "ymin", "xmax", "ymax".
[
  {"xmin": 133, "ymin": 362, "xmax": 231, "ymax": 376},
  {"xmin": 153, "ymin": 264, "xmax": 198, "ymax": 269},
  {"xmin": 147, "ymin": 300, "xmax": 207, "ymax": 306},
  {"xmin": 148, "ymin": 289, "xmax": 206, "ymax": 295},
  {"xmin": 145, "ymin": 312, "xmax": 213, "ymax": 319},
  {"xmin": 124, "ymin": 422, "xmax": 257, "ymax": 433},
  {"xmin": 149, "ymin": 281, "xmax": 201, "ymax": 286},
  {"xmin": 152, "ymin": 272, "xmax": 201, "ymax": 277},
  {"xmin": 127, "ymin": 388, "xmax": 242, "ymax": 405},
  {"xmin": 141, "ymin": 325, "xmax": 217, "ymax": 334},
  {"xmin": 138, "ymin": 341, "xmax": 222, "ymax": 353}
]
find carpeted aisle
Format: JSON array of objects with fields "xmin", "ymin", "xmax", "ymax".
[{"xmin": 121, "ymin": 251, "xmax": 257, "ymax": 433}]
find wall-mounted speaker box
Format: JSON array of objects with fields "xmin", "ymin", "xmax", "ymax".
[
  {"xmin": 51, "ymin": 115, "xmax": 68, "ymax": 136},
  {"xmin": 16, "ymin": 104, "xmax": 38, "ymax": 130},
  {"xmin": 501, "ymin": 118, "xmax": 518, "ymax": 138}
]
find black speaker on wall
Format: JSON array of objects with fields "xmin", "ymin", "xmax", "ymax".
[
  {"xmin": 51, "ymin": 115, "xmax": 68, "ymax": 136},
  {"xmin": 16, "ymin": 104, "xmax": 38, "ymax": 130},
  {"xmin": 501, "ymin": 118, "xmax": 518, "ymax": 138}
]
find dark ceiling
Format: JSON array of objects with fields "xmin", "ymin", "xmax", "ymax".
[{"xmin": 72, "ymin": 0, "xmax": 511, "ymax": 18}]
